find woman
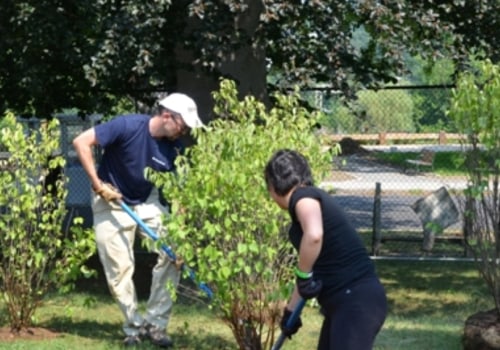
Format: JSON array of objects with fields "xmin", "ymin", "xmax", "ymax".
[{"xmin": 264, "ymin": 149, "xmax": 387, "ymax": 350}]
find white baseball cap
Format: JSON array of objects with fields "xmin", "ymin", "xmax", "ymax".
[{"xmin": 158, "ymin": 93, "xmax": 204, "ymax": 128}]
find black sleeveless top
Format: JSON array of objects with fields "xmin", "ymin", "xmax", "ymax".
[{"xmin": 288, "ymin": 186, "xmax": 376, "ymax": 301}]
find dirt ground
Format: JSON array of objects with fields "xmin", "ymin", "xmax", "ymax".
[{"xmin": 0, "ymin": 326, "xmax": 59, "ymax": 342}]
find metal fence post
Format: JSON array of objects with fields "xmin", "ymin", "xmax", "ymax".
[{"xmin": 372, "ymin": 182, "xmax": 382, "ymax": 256}]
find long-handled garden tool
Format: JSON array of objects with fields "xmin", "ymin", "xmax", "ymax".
[
  {"xmin": 118, "ymin": 199, "xmax": 213, "ymax": 299},
  {"xmin": 271, "ymin": 298, "xmax": 306, "ymax": 350}
]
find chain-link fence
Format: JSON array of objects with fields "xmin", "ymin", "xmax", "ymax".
[
  {"xmin": 5, "ymin": 86, "xmax": 467, "ymax": 260},
  {"xmin": 6, "ymin": 115, "xmax": 102, "ymax": 228},
  {"xmin": 321, "ymin": 147, "xmax": 468, "ymax": 261},
  {"xmin": 306, "ymin": 85, "xmax": 471, "ymax": 261},
  {"xmin": 0, "ymin": 115, "xmax": 100, "ymax": 229},
  {"xmin": 56, "ymin": 115, "xmax": 102, "ymax": 229},
  {"xmin": 57, "ymin": 115, "xmax": 101, "ymax": 207}
]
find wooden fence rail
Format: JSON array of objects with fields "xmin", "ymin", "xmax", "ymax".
[{"xmin": 323, "ymin": 131, "xmax": 463, "ymax": 145}]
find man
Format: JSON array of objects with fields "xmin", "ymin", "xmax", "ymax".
[{"xmin": 73, "ymin": 93, "xmax": 204, "ymax": 347}]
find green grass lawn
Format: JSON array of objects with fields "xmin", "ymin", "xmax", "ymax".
[{"xmin": 0, "ymin": 260, "xmax": 492, "ymax": 349}]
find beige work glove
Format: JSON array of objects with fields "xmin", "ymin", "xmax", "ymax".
[
  {"xmin": 174, "ymin": 256, "xmax": 185, "ymax": 270},
  {"xmin": 94, "ymin": 182, "xmax": 122, "ymax": 202}
]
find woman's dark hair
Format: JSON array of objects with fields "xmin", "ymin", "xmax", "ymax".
[{"xmin": 264, "ymin": 149, "xmax": 314, "ymax": 196}]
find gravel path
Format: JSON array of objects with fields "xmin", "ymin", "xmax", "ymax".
[{"xmin": 321, "ymin": 154, "xmax": 467, "ymax": 192}]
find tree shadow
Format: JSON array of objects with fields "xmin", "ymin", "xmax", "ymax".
[
  {"xmin": 43, "ymin": 317, "xmax": 121, "ymax": 342},
  {"xmin": 376, "ymin": 260, "xmax": 491, "ymax": 319},
  {"xmin": 43, "ymin": 316, "xmax": 235, "ymax": 349},
  {"xmin": 376, "ymin": 323, "xmax": 464, "ymax": 349}
]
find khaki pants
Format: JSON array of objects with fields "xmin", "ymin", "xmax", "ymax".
[{"xmin": 92, "ymin": 188, "xmax": 180, "ymax": 336}]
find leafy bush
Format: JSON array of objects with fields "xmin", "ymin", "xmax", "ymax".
[
  {"xmin": 148, "ymin": 79, "xmax": 336, "ymax": 350},
  {"xmin": 448, "ymin": 60, "xmax": 500, "ymax": 314},
  {"xmin": 0, "ymin": 112, "xmax": 96, "ymax": 331}
]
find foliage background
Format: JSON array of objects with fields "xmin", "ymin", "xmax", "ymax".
[{"xmin": 0, "ymin": 1, "xmax": 497, "ymax": 119}]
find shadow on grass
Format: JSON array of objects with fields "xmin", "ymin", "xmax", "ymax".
[
  {"xmin": 44, "ymin": 317, "xmax": 121, "ymax": 342},
  {"xmin": 61, "ymin": 258, "xmax": 230, "ymax": 349},
  {"xmin": 376, "ymin": 260, "xmax": 491, "ymax": 319},
  {"xmin": 376, "ymin": 323, "xmax": 464, "ymax": 350},
  {"xmin": 43, "ymin": 316, "xmax": 235, "ymax": 350},
  {"xmin": 169, "ymin": 332, "xmax": 235, "ymax": 350}
]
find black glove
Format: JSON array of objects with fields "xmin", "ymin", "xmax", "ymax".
[
  {"xmin": 280, "ymin": 308, "xmax": 302, "ymax": 338},
  {"xmin": 296, "ymin": 275, "xmax": 323, "ymax": 299}
]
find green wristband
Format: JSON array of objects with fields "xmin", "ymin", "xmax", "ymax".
[{"xmin": 294, "ymin": 267, "xmax": 313, "ymax": 279}]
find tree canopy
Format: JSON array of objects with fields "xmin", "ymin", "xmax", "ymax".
[{"xmin": 0, "ymin": 0, "xmax": 498, "ymax": 117}]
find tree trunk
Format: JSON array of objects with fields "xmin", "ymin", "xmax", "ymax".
[{"xmin": 175, "ymin": 0, "xmax": 268, "ymax": 126}]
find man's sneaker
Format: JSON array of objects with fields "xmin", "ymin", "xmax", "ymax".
[
  {"xmin": 142, "ymin": 324, "xmax": 173, "ymax": 348},
  {"xmin": 123, "ymin": 334, "xmax": 141, "ymax": 347}
]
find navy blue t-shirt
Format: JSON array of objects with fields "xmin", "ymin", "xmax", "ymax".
[
  {"xmin": 95, "ymin": 114, "xmax": 183, "ymax": 205},
  {"xmin": 288, "ymin": 186, "xmax": 375, "ymax": 300}
]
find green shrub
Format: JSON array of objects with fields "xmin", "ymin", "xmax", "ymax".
[
  {"xmin": 148, "ymin": 79, "xmax": 337, "ymax": 350},
  {"xmin": 448, "ymin": 59, "xmax": 500, "ymax": 313},
  {"xmin": 0, "ymin": 112, "xmax": 96, "ymax": 331}
]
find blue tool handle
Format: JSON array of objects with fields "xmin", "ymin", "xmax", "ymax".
[
  {"xmin": 118, "ymin": 200, "xmax": 213, "ymax": 299},
  {"xmin": 271, "ymin": 298, "xmax": 306, "ymax": 350}
]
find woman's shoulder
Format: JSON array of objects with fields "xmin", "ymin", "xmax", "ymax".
[
  {"xmin": 290, "ymin": 186, "xmax": 325, "ymax": 206},
  {"xmin": 294, "ymin": 186, "xmax": 327, "ymax": 198}
]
